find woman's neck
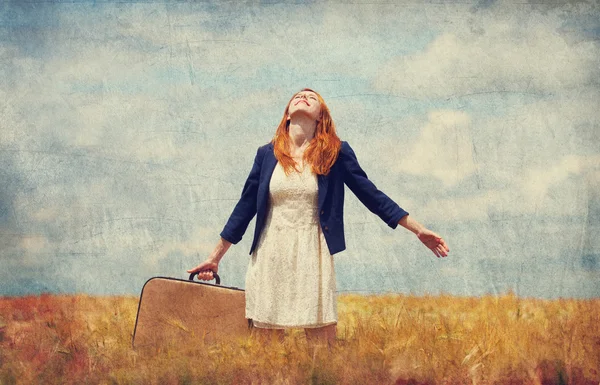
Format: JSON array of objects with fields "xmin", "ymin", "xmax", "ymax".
[{"xmin": 288, "ymin": 116, "xmax": 317, "ymax": 151}]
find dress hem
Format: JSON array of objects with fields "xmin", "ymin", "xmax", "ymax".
[{"xmin": 250, "ymin": 319, "xmax": 338, "ymax": 330}]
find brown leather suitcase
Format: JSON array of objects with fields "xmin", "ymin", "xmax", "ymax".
[{"xmin": 132, "ymin": 273, "xmax": 251, "ymax": 349}]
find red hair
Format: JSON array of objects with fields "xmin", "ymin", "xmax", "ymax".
[{"xmin": 272, "ymin": 88, "xmax": 341, "ymax": 175}]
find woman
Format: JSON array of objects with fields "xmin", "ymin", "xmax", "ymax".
[{"xmin": 187, "ymin": 89, "xmax": 449, "ymax": 348}]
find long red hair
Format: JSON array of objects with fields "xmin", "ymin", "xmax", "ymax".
[{"xmin": 272, "ymin": 88, "xmax": 341, "ymax": 176}]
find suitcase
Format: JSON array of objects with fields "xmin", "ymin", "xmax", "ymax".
[{"xmin": 132, "ymin": 272, "xmax": 251, "ymax": 349}]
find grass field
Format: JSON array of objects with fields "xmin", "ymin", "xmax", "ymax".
[{"xmin": 0, "ymin": 293, "xmax": 598, "ymax": 385}]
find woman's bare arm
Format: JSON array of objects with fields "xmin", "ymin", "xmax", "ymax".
[{"xmin": 186, "ymin": 237, "xmax": 233, "ymax": 280}]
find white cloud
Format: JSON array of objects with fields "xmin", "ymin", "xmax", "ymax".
[
  {"xmin": 393, "ymin": 109, "xmax": 477, "ymax": 187},
  {"xmin": 374, "ymin": 11, "xmax": 600, "ymax": 98},
  {"xmin": 369, "ymin": 87, "xmax": 600, "ymax": 222},
  {"xmin": 420, "ymin": 194, "xmax": 491, "ymax": 222},
  {"xmin": 19, "ymin": 235, "xmax": 49, "ymax": 254},
  {"xmin": 149, "ymin": 226, "xmax": 218, "ymax": 267},
  {"xmin": 522, "ymin": 154, "xmax": 600, "ymax": 200},
  {"xmin": 477, "ymin": 89, "xmax": 600, "ymax": 175},
  {"xmin": 415, "ymin": 154, "xmax": 599, "ymax": 222},
  {"xmin": 31, "ymin": 206, "xmax": 60, "ymax": 222}
]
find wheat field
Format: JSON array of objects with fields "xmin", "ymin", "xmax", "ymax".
[{"xmin": 0, "ymin": 293, "xmax": 598, "ymax": 385}]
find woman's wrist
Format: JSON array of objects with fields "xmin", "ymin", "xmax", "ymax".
[
  {"xmin": 209, "ymin": 237, "xmax": 232, "ymax": 263},
  {"xmin": 398, "ymin": 215, "xmax": 424, "ymax": 235}
]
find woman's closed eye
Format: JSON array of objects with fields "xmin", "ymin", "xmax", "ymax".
[{"xmin": 294, "ymin": 94, "xmax": 317, "ymax": 100}]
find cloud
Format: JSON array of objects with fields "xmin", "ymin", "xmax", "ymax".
[
  {"xmin": 420, "ymin": 194, "xmax": 491, "ymax": 222},
  {"xmin": 475, "ymin": 89, "xmax": 600, "ymax": 182},
  {"xmin": 415, "ymin": 153, "xmax": 599, "ymax": 223},
  {"xmin": 522, "ymin": 154, "xmax": 600, "ymax": 201},
  {"xmin": 3, "ymin": 41, "xmax": 284, "ymax": 168},
  {"xmin": 393, "ymin": 109, "xmax": 476, "ymax": 187},
  {"xmin": 150, "ymin": 226, "xmax": 218, "ymax": 266},
  {"xmin": 365, "ymin": 85, "xmax": 599, "ymax": 222},
  {"xmin": 373, "ymin": 9, "xmax": 600, "ymax": 98},
  {"xmin": 19, "ymin": 235, "xmax": 48, "ymax": 254},
  {"xmin": 30, "ymin": 206, "xmax": 60, "ymax": 222}
]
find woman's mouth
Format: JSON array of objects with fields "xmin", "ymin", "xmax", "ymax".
[{"xmin": 295, "ymin": 100, "xmax": 310, "ymax": 106}]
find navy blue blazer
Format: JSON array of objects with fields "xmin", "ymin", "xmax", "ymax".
[{"xmin": 220, "ymin": 141, "xmax": 409, "ymax": 255}]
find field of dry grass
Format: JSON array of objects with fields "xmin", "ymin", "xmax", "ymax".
[{"xmin": 0, "ymin": 293, "xmax": 598, "ymax": 385}]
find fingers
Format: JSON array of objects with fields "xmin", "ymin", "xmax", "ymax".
[
  {"xmin": 431, "ymin": 246, "xmax": 446, "ymax": 258},
  {"xmin": 187, "ymin": 260, "xmax": 218, "ymax": 281},
  {"xmin": 436, "ymin": 244, "xmax": 448, "ymax": 257},
  {"xmin": 425, "ymin": 235, "xmax": 449, "ymax": 258},
  {"xmin": 196, "ymin": 270, "xmax": 214, "ymax": 281},
  {"xmin": 429, "ymin": 236, "xmax": 449, "ymax": 256},
  {"xmin": 188, "ymin": 269, "xmax": 214, "ymax": 281},
  {"xmin": 438, "ymin": 237, "xmax": 450, "ymax": 253}
]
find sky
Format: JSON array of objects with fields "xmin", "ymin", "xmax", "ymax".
[{"xmin": 0, "ymin": 0, "xmax": 599, "ymax": 298}]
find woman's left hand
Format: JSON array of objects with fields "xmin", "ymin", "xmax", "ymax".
[{"xmin": 417, "ymin": 228, "xmax": 449, "ymax": 258}]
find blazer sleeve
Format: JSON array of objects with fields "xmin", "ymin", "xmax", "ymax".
[
  {"xmin": 219, "ymin": 145, "xmax": 265, "ymax": 244},
  {"xmin": 340, "ymin": 141, "xmax": 409, "ymax": 229}
]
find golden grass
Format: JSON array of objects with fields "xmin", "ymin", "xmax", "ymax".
[{"xmin": 0, "ymin": 293, "xmax": 598, "ymax": 384}]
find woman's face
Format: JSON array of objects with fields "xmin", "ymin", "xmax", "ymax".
[{"xmin": 287, "ymin": 90, "xmax": 322, "ymax": 122}]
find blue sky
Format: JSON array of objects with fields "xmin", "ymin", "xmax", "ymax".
[{"xmin": 1, "ymin": 0, "xmax": 599, "ymax": 298}]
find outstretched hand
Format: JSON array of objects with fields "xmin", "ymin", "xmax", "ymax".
[{"xmin": 417, "ymin": 228, "xmax": 449, "ymax": 258}]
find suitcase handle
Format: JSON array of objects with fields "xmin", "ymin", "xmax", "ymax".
[{"xmin": 188, "ymin": 271, "xmax": 221, "ymax": 285}]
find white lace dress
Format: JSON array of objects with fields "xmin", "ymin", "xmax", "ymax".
[{"xmin": 245, "ymin": 162, "xmax": 338, "ymax": 329}]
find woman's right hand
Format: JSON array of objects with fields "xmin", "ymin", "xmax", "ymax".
[
  {"xmin": 187, "ymin": 259, "xmax": 219, "ymax": 281},
  {"xmin": 187, "ymin": 238, "xmax": 231, "ymax": 281}
]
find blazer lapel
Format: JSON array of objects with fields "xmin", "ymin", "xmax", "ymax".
[
  {"xmin": 257, "ymin": 146, "xmax": 278, "ymax": 215},
  {"xmin": 317, "ymin": 173, "xmax": 329, "ymax": 210},
  {"xmin": 262, "ymin": 145, "xmax": 278, "ymax": 181}
]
